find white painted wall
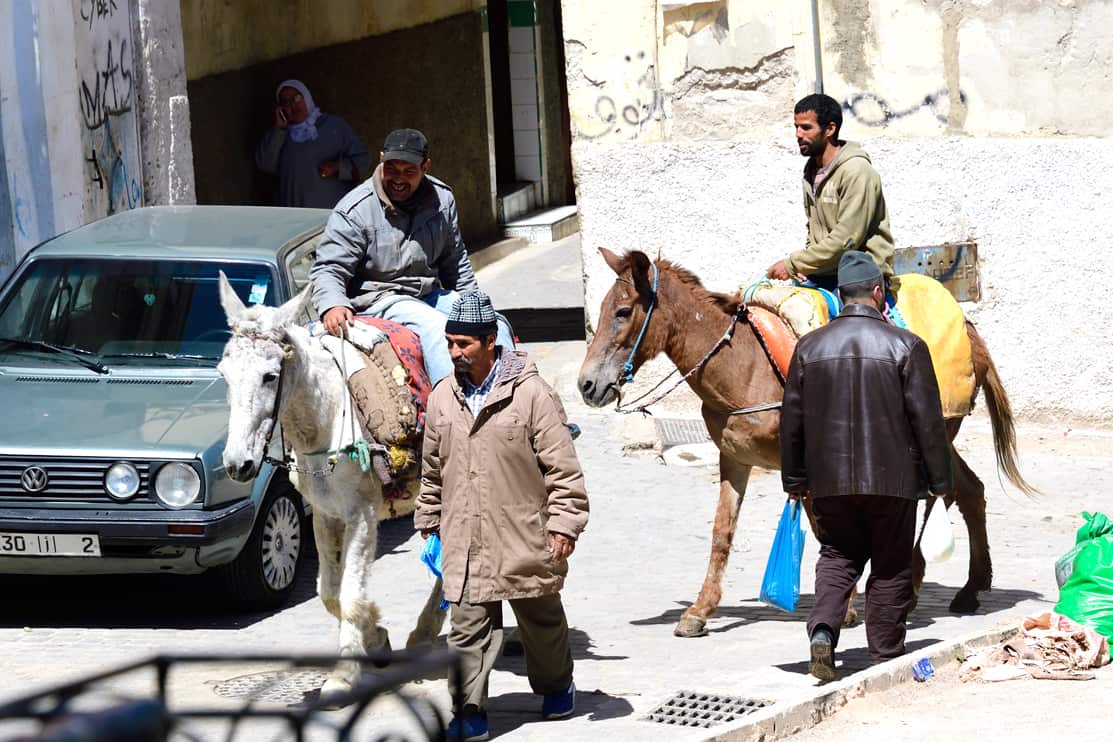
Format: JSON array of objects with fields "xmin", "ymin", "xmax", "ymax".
[
  {"xmin": 0, "ymin": 1, "xmax": 87, "ymax": 277},
  {"xmin": 564, "ymin": 0, "xmax": 1113, "ymax": 428},
  {"xmin": 1, "ymin": 0, "xmax": 194, "ymax": 282}
]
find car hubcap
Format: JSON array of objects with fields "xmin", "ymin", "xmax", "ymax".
[{"xmin": 261, "ymin": 496, "xmax": 300, "ymax": 591}]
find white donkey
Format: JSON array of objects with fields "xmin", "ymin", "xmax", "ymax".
[{"xmin": 216, "ymin": 274, "xmax": 446, "ymax": 702}]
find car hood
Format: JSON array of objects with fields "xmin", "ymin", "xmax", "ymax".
[{"xmin": 0, "ymin": 369, "xmax": 231, "ymax": 457}]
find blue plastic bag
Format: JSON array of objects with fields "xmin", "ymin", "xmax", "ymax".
[
  {"xmin": 760, "ymin": 499, "xmax": 806, "ymax": 612},
  {"xmin": 419, "ymin": 533, "xmax": 450, "ymax": 611}
]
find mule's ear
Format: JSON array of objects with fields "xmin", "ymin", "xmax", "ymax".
[
  {"xmin": 274, "ymin": 285, "xmax": 313, "ymax": 329},
  {"xmin": 218, "ymin": 271, "xmax": 246, "ymax": 327},
  {"xmin": 628, "ymin": 251, "xmax": 655, "ymax": 297},
  {"xmin": 599, "ymin": 247, "xmax": 626, "ymax": 275}
]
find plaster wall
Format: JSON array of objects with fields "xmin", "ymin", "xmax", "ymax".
[
  {"xmin": 565, "ymin": 0, "xmax": 1113, "ymax": 427},
  {"xmin": 187, "ymin": 12, "xmax": 497, "ymax": 242},
  {"xmin": 181, "ymin": 0, "xmax": 485, "ymax": 79},
  {"xmin": 0, "ymin": 1, "xmax": 88, "ymax": 280}
]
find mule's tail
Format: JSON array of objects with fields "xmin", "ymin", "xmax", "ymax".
[{"xmin": 968, "ymin": 322, "xmax": 1040, "ymax": 497}]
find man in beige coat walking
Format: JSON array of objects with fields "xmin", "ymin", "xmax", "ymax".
[{"xmin": 416, "ymin": 291, "xmax": 589, "ymax": 741}]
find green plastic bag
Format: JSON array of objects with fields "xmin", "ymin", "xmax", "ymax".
[{"xmin": 1054, "ymin": 511, "xmax": 1113, "ymax": 639}]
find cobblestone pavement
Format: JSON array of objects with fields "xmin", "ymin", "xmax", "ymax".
[{"xmin": 2, "ymin": 340, "xmax": 1110, "ymax": 740}]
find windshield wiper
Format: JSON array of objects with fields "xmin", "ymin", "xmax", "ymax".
[
  {"xmin": 100, "ymin": 352, "xmax": 220, "ymax": 362},
  {"xmin": 0, "ymin": 337, "xmax": 109, "ymax": 374}
]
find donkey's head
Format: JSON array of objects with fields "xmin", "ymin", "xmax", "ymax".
[
  {"xmin": 578, "ymin": 248, "xmax": 667, "ymax": 407},
  {"xmin": 216, "ymin": 272, "xmax": 311, "ymax": 481}
]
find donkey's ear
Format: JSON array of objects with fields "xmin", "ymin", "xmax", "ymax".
[
  {"xmin": 599, "ymin": 247, "xmax": 626, "ymax": 275},
  {"xmin": 628, "ymin": 251, "xmax": 655, "ymax": 297},
  {"xmin": 218, "ymin": 271, "xmax": 247, "ymax": 326},
  {"xmin": 274, "ymin": 285, "xmax": 313, "ymax": 329}
]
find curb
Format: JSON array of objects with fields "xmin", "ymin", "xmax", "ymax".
[
  {"xmin": 706, "ymin": 622, "xmax": 1018, "ymax": 741},
  {"xmin": 469, "ymin": 236, "xmax": 528, "ymax": 272}
]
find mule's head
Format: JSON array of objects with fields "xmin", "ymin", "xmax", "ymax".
[
  {"xmin": 216, "ymin": 272, "xmax": 311, "ymax": 481},
  {"xmin": 578, "ymin": 248, "xmax": 667, "ymax": 407}
]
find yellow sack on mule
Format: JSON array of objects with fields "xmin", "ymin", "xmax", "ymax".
[{"xmin": 894, "ymin": 273, "xmax": 976, "ymax": 419}]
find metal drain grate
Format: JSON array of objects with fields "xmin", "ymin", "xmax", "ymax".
[
  {"xmin": 209, "ymin": 668, "xmax": 332, "ymax": 705},
  {"xmin": 645, "ymin": 691, "xmax": 772, "ymax": 728},
  {"xmin": 655, "ymin": 418, "xmax": 711, "ymax": 448}
]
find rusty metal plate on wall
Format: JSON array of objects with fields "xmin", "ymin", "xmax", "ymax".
[{"xmin": 893, "ymin": 242, "xmax": 980, "ymax": 302}]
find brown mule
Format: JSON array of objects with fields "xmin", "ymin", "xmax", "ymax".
[{"xmin": 578, "ymin": 249, "xmax": 1037, "ymax": 638}]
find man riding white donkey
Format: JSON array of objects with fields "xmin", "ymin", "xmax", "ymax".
[
  {"xmin": 310, "ymin": 127, "xmax": 514, "ymax": 382},
  {"xmin": 218, "ymin": 129, "xmax": 518, "ymax": 707}
]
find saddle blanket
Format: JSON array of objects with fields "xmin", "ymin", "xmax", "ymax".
[
  {"xmin": 307, "ymin": 317, "xmax": 432, "ymax": 427},
  {"xmin": 742, "ymin": 274, "xmax": 976, "ymax": 418}
]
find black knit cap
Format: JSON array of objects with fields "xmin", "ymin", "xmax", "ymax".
[
  {"xmin": 382, "ymin": 128, "xmax": 429, "ymax": 165},
  {"xmin": 445, "ymin": 291, "xmax": 498, "ymax": 337},
  {"xmin": 837, "ymin": 251, "xmax": 882, "ymax": 287}
]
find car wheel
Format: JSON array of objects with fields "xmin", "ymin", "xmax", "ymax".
[{"xmin": 219, "ymin": 480, "xmax": 304, "ymax": 611}]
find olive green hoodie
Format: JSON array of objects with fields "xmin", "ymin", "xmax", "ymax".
[{"xmin": 784, "ymin": 142, "xmax": 897, "ymax": 290}]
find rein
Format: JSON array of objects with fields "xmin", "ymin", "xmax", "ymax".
[{"xmin": 613, "ymin": 272, "xmax": 783, "ymax": 418}]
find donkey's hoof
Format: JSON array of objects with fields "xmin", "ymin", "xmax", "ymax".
[
  {"xmin": 843, "ymin": 606, "xmax": 859, "ymax": 627},
  {"xmin": 674, "ymin": 615, "xmax": 708, "ymax": 638},
  {"xmin": 318, "ymin": 677, "xmax": 354, "ymax": 710},
  {"xmin": 949, "ymin": 589, "xmax": 981, "ymax": 614}
]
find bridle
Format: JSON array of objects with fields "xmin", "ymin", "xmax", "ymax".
[
  {"xmin": 227, "ymin": 327, "xmax": 390, "ymax": 480},
  {"xmin": 612, "ymin": 266, "xmax": 784, "ymax": 418},
  {"xmin": 227, "ymin": 328, "xmax": 292, "ymax": 469}
]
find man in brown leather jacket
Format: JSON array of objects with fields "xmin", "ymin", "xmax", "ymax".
[{"xmin": 780, "ymin": 251, "xmax": 952, "ymax": 680}]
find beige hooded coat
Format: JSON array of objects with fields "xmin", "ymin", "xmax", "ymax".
[{"xmin": 415, "ymin": 349, "xmax": 589, "ymax": 603}]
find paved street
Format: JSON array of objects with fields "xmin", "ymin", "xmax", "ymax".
[{"xmin": 1, "ymin": 338, "xmax": 1110, "ymax": 740}]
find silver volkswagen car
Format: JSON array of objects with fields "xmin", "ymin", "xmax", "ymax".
[{"xmin": 0, "ymin": 206, "xmax": 325, "ymax": 610}]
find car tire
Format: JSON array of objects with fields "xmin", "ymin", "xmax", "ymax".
[{"xmin": 218, "ymin": 479, "xmax": 305, "ymax": 611}]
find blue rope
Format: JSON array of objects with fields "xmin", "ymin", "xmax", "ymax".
[{"xmin": 622, "ymin": 263, "xmax": 659, "ymax": 385}]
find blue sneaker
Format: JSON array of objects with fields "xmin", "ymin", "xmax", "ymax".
[
  {"xmin": 541, "ymin": 681, "xmax": 576, "ymax": 720},
  {"xmin": 446, "ymin": 705, "xmax": 489, "ymax": 741}
]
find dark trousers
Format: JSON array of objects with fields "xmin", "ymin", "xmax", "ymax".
[{"xmin": 806, "ymin": 494, "xmax": 917, "ymax": 662}]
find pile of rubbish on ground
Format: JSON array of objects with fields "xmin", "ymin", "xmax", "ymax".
[{"xmin": 961, "ymin": 511, "xmax": 1113, "ymax": 682}]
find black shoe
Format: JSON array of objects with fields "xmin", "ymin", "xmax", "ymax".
[{"xmin": 809, "ymin": 627, "xmax": 836, "ymax": 681}]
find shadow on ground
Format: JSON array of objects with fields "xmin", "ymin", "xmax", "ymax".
[
  {"xmin": 0, "ymin": 548, "xmax": 321, "ymax": 630},
  {"xmin": 486, "ymin": 687, "xmax": 635, "ymax": 737},
  {"xmin": 630, "ymin": 581, "xmax": 1044, "ymax": 635},
  {"xmin": 774, "ymin": 637, "xmax": 939, "ymax": 678}
]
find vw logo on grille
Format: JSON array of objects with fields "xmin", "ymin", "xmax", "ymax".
[{"xmin": 20, "ymin": 466, "xmax": 49, "ymax": 493}]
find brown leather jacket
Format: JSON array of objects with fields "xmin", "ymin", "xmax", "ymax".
[{"xmin": 779, "ymin": 303, "xmax": 952, "ymax": 500}]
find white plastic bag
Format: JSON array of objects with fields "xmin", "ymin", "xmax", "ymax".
[{"xmin": 920, "ymin": 498, "xmax": 954, "ymax": 563}]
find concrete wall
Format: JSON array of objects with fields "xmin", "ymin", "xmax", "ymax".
[
  {"xmin": 187, "ymin": 11, "xmax": 497, "ymax": 242},
  {"xmin": 564, "ymin": 0, "xmax": 1113, "ymax": 429},
  {"xmin": 181, "ymin": 0, "xmax": 485, "ymax": 80},
  {"xmin": 0, "ymin": 0, "xmax": 194, "ymax": 282}
]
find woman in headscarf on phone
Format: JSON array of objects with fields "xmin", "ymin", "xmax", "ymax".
[{"xmin": 255, "ymin": 79, "xmax": 372, "ymax": 209}]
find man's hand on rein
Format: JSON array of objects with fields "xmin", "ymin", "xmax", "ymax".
[{"xmin": 322, "ymin": 306, "xmax": 354, "ymax": 338}]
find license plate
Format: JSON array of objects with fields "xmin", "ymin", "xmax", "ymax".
[{"xmin": 0, "ymin": 532, "xmax": 101, "ymax": 557}]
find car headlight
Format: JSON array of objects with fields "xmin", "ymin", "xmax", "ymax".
[
  {"xmin": 154, "ymin": 463, "xmax": 201, "ymax": 508},
  {"xmin": 104, "ymin": 462, "xmax": 141, "ymax": 500}
]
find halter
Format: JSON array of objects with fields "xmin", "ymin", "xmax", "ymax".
[
  {"xmin": 612, "ymin": 268, "xmax": 784, "ymax": 418},
  {"xmin": 229, "ymin": 326, "xmax": 386, "ymax": 479},
  {"xmin": 622, "ymin": 262, "xmax": 659, "ymax": 385}
]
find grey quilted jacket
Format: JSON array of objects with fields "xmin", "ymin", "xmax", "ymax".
[{"xmin": 309, "ymin": 164, "xmax": 479, "ymax": 315}]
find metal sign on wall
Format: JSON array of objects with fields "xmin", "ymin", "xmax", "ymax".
[
  {"xmin": 73, "ymin": 0, "xmax": 143, "ymax": 218},
  {"xmin": 893, "ymin": 241, "xmax": 980, "ymax": 302}
]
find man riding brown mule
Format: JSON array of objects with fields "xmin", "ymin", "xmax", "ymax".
[{"xmin": 578, "ymin": 248, "xmax": 1037, "ymax": 638}]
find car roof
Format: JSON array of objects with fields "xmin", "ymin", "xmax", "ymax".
[{"xmin": 28, "ymin": 206, "xmax": 329, "ymax": 264}]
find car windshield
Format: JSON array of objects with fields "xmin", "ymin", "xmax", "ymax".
[{"xmin": 0, "ymin": 258, "xmax": 279, "ymax": 366}]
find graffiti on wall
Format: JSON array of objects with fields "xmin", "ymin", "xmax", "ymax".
[
  {"xmin": 579, "ymin": 51, "xmax": 668, "ymax": 140},
  {"xmin": 842, "ymin": 89, "xmax": 967, "ymax": 127},
  {"xmin": 73, "ymin": 0, "xmax": 141, "ymax": 216}
]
